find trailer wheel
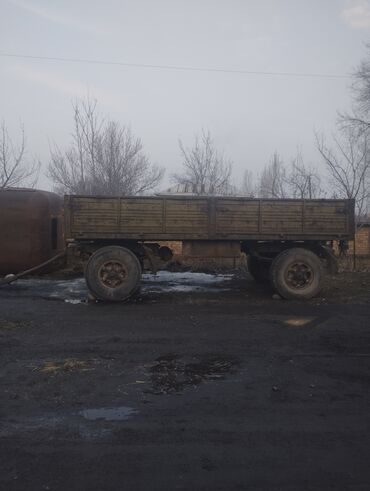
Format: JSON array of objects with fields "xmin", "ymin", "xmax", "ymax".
[
  {"xmin": 85, "ymin": 246, "xmax": 141, "ymax": 302},
  {"xmin": 270, "ymin": 248, "xmax": 323, "ymax": 300},
  {"xmin": 247, "ymin": 256, "xmax": 270, "ymax": 283}
]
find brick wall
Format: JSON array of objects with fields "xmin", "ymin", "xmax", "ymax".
[
  {"xmin": 156, "ymin": 241, "xmax": 183, "ymax": 255},
  {"xmin": 348, "ymin": 226, "xmax": 370, "ymax": 255},
  {"xmin": 333, "ymin": 225, "xmax": 370, "ymax": 256}
]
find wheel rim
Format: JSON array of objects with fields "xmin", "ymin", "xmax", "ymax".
[
  {"xmin": 98, "ymin": 261, "xmax": 128, "ymax": 288},
  {"xmin": 285, "ymin": 261, "xmax": 314, "ymax": 290}
]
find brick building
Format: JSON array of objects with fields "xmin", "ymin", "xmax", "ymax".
[
  {"xmin": 335, "ymin": 220, "xmax": 370, "ymax": 270},
  {"xmin": 349, "ymin": 221, "xmax": 370, "ymax": 256}
]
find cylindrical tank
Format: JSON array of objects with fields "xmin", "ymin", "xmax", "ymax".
[{"xmin": 0, "ymin": 188, "xmax": 64, "ymax": 275}]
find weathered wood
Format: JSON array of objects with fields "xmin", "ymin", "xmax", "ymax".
[{"xmin": 64, "ymin": 195, "xmax": 355, "ymax": 242}]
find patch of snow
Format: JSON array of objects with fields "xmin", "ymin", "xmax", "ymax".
[
  {"xmin": 141, "ymin": 271, "xmax": 232, "ymax": 293},
  {"xmin": 142, "ymin": 271, "xmax": 233, "ymax": 284},
  {"xmin": 79, "ymin": 406, "xmax": 137, "ymax": 421},
  {"xmin": 3, "ymin": 271, "xmax": 233, "ymax": 301}
]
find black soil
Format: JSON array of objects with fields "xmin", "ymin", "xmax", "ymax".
[{"xmin": 1, "ymin": 271, "xmax": 370, "ymax": 490}]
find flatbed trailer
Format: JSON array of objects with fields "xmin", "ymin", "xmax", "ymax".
[{"xmin": 64, "ymin": 195, "xmax": 355, "ymax": 301}]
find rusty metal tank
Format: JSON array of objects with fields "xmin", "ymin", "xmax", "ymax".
[{"xmin": 0, "ymin": 188, "xmax": 64, "ymax": 275}]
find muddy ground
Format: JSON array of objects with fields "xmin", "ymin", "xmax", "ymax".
[{"xmin": 0, "ymin": 270, "xmax": 370, "ymax": 491}]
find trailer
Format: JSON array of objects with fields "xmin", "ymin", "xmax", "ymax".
[{"xmin": 64, "ymin": 195, "xmax": 355, "ymax": 301}]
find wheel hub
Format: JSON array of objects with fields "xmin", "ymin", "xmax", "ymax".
[
  {"xmin": 98, "ymin": 261, "xmax": 128, "ymax": 288},
  {"xmin": 285, "ymin": 262, "xmax": 313, "ymax": 289}
]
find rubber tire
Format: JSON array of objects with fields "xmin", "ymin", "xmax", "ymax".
[
  {"xmin": 270, "ymin": 248, "xmax": 323, "ymax": 300},
  {"xmin": 247, "ymin": 256, "xmax": 270, "ymax": 283},
  {"xmin": 85, "ymin": 246, "xmax": 141, "ymax": 302}
]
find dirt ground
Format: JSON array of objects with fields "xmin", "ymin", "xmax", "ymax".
[{"xmin": 1, "ymin": 270, "xmax": 370, "ymax": 491}]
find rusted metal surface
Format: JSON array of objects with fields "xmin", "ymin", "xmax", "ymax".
[
  {"xmin": 182, "ymin": 240, "xmax": 241, "ymax": 258},
  {"xmin": 0, "ymin": 188, "xmax": 64, "ymax": 275},
  {"xmin": 65, "ymin": 195, "xmax": 355, "ymax": 242}
]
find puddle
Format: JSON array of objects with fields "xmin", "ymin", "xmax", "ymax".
[
  {"xmin": 79, "ymin": 406, "xmax": 137, "ymax": 421},
  {"xmin": 0, "ymin": 407, "xmax": 137, "ymax": 440}
]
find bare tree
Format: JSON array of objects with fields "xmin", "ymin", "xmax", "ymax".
[
  {"xmin": 316, "ymin": 127, "xmax": 370, "ymax": 217},
  {"xmin": 258, "ymin": 152, "xmax": 287, "ymax": 198},
  {"xmin": 0, "ymin": 121, "xmax": 40, "ymax": 188},
  {"xmin": 172, "ymin": 130, "xmax": 233, "ymax": 195},
  {"xmin": 339, "ymin": 43, "xmax": 370, "ymax": 138},
  {"xmin": 95, "ymin": 121, "xmax": 165, "ymax": 195},
  {"xmin": 239, "ymin": 169, "xmax": 256, "ymax": 197},
  {"xmin": 286, "ymin": 149, "xmax": 324, "ymax": 199},
  {"xmin": 318, "ymin": 44, "xmax": 370, "ymax": 219},
  {"xmin": 48, "ymin": 97, "xmax": 101, "ymax": 195},
  {"xmin": 48, "ymin": 96, "xmax": 164, "ymax": 195},
  {"xmin": 345, "ymin": 44, "xmax": 370, "ymax": 131}
]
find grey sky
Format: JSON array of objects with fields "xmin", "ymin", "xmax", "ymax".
[{"xmin": 1, "ymin": 0, "xmax": 369, "ymax": 191}]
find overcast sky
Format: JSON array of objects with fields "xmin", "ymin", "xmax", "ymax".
[{"xmin": 1, "ymin": 0, "xmax": 370, "ymax": 191}]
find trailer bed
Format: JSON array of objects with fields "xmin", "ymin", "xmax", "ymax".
[{"xmin": 64, "ymin": 195, "xmax": 355, "ymax": 242}]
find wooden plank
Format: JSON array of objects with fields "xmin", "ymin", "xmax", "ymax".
[
  {"xmin": 260, "ymin": 200, "xmax": 303, "ymax": 234},
  {"xmin": 119, "ymin": 198, "xmax": 164, "ymax": 235},
  {"xmin": 304, "ymin": 201, "xmax": 347, "ymax": 233},
  {"xmin": 165, "ymin": 198, "xmax": 208, "ymax": 237},
  {"xmin": 215, "ymin": 199, "xmax": 259, "ymax": 236}
]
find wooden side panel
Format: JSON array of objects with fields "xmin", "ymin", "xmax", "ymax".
[
  {"xmin": 215, "ymin": 199, "xmax": 259, "ymax": 236},
  {"xmin": 119, "ymin": 199, "xmax": 163, "ymax": 235},
  {"xmin": 304, "ymin": 201, "xmax": 347, "ymax": 234},
  {"xmin": 65, "ymin": 196, "xmax": 354, "ymax": 241},
  {"xmin": 164, "ymin": 198, "xmax": 209, "ymax": 237},
  {"xmin": 261, "ymin": 201, "xmax": 303, "ymax": 233},
  {"xmin": 70, "ymin": 197, "xmax": 118, "ymax": 236}
]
